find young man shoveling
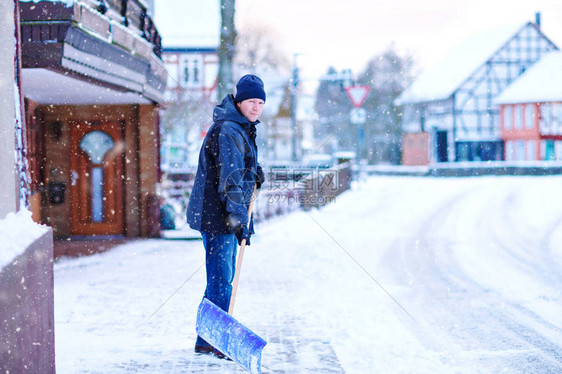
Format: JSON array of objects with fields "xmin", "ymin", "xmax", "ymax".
[{"xmin": 186, "ymin": 74, "xmax": 266, "ymax": 359}]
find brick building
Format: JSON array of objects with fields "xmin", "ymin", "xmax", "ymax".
[
  {"xmin": 495, "ymin": 51, "xmax": 562, "ymax": 161},
  {"xmin": 19, "ymin": 0, "xmax": 166, "ymax": 239}
]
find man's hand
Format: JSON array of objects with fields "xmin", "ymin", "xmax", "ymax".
[
  {"xmin": 234, "ymin": 224, "xmax": 252, "ymax": 246},
  {"xmin": 256, "ymin": 165, "xmax": 265, "ymax": 189}
]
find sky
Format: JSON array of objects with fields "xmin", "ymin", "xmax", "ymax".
[
  {"xmin": 154, "ymin": 0, "xmax": 562, "ymax": 94},
  {"xmin": 235, "ymin": 0, "xmax": 562, "ymax": 81}
]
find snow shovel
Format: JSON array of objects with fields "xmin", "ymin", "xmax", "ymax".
[{"xmin": 196, "ymin": 186, "xmax": 266, "ymax": 373}]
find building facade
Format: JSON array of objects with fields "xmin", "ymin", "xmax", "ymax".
[
  {"xmin": 154, "ymin": 0, "xmax": 220, "ymax": 173},
  {"xmin": 396, "ymin": 17, "xmax": 558, "ymax": 164},
  {"xmin": 20, "ymin": 0, "xmax": 166, "ymax": 238},
  {"xmin": 159, "ymin": 47, "xmax": 218, "ymax": 172},
  {"xmin": 496, "ymin": 51, "xmax": 562, "ymax": 161}
]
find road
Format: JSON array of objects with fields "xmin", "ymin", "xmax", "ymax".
[
  {"xmin": 55, "ymin": 176, "xmax": 562, "ymax": 373},
  {"xmin": 379, "ymin": 178, "xmax": 562, "ymax": 373}
]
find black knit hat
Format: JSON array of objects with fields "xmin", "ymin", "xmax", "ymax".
[{"xmin": 234, "ymin": 74, "xmax": 266, "ymax": 103}]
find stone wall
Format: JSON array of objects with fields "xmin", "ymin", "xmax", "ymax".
[{"xmin": 0, "ymin": 229, "xmax": 55, "ymax": 373}]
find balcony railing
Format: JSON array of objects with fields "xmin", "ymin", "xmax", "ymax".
[
  {"xmin": 81, "ymin": 0, "xmax": 162, "ymax": 57},
  {"xmin": 21, "ymin": 0, "xmax": 162, "ymax": 58}
]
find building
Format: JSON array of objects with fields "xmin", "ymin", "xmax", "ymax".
[
  {"xmin": 265, "ymin": 83, "xmax": 293, "ymax": 161},
  {"xmin": 20, "ymin": 0, "xmax": 167, "ymax": 238},
  {"xmin": 262, "ymin": 83, "xmax": 318, "ymax": 162},
  {"xmin": 1, "ymin": 2, "xmax": 54, "ymax": 371},
  {"xmin": 158, "ymin": 46, "xmax": 219, "ymax": 171},
  {"xmin": 162, "ymin": 47, "xmax": 219, "ymax": 104},
  {"xmin": 396, "ymin": 16, "xmax": 558, "ymax": 165},
  {"xmin": 495, "ymin": 51, "xmax": 562, "ymax": 161},
  {"xmin": 154, "ymin": 0, "xmax": 219, "ymax": 172}
]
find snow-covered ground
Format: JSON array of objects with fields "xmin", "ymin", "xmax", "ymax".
[{"xmin": 54, "ymin": 176, "xmax": 562, "ymax": 373}]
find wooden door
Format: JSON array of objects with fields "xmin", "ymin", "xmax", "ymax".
[{"xmin": 70, "ymin": 122, "xmax": 124, "ymax": 236}]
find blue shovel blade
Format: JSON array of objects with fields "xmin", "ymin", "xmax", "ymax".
[{"xmin": 196, "ymin": 298, "xmax": 267, "ymax": 374}]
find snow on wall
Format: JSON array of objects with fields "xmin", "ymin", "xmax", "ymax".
[
  {"xmin": 0, "ymin": 209, "xmax": 49, "ymax": 271},
  {"xmin": 19, "ymin": 0, "xmax": 74, "ymax": 6}
]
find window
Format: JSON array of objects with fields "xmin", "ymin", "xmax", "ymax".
[
  {"xmin": 79, "ymin": 131, "xmax": 115, "ymax": 222},
  {"xmin": 540, "ymin": 104, "xmax": 552, "ymax": 134},
  {"xmin": 515, "ymin": 105, "xmax": 523, "ymax": 130},
  {"xmin": 516, "ymin": 140, "xmax": 525, "ymax": 161},
  {"xmin": 553, "ymin": 104, "xmax": 562, "ymax": 135},
  {"xmin": 542, "ymin": 140, "xmax": 555, "ymax": 160},
  {"xmin": 182, "ymin": 59, "xmax": 190, "ymax": 84},
  {"xmin": 527, "ymin": 140, "xmax": 536, "ymax": 160},
  {"xmin": 505, "ymin": 140, "xmax": 514, "ymax": 161},
  {"xmin": 554, "ymin": 140, "xmax": 562, "ymax": 161},
  {"xmin": 525, "ymin": 104, "xmax": 535, "ymax": 130},
  {"xmin": 504, "ymin": 105, "xmax": 512, "ymax": 130},
  {"xmin": 193, "ymin": 60, "xmax": 200, "ymax": 83}
]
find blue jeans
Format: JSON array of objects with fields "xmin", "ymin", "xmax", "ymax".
[{"xmin": 195, "ymin": 232, "xmax": 238, "ymax": 348}]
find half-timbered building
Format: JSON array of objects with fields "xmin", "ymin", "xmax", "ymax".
[{"xmin": 396, "ymin": 16, "xmax": 558, "ymax": 164}]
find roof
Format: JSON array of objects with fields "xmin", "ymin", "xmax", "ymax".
[
  {"xmin": 395, "ymin": 22, "xmax": 527, "ymax": 106},
  {"xmin": 154, "ymin": 0, "xmax": 220, "ymax": 48},
  {"xmin": 494, "ymin": 51, "xmax": 562, "ymax": 104}
]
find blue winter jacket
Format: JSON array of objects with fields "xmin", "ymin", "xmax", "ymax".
[{"xmin": 186, "ymin": 94, "xmax": 261, "ymax": 234}]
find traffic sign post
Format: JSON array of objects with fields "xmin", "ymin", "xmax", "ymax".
[
  {"xmin": 345, "ymin": 85, "xmax": 370, "ymax": 181},
  {"xmin": 344, "ymin": 85, "xmax": 371, "ymax": 109}
]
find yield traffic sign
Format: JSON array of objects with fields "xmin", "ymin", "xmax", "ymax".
[{"xmin": 344, "ymin": 85, "xmax": 371, "ymax": 108}]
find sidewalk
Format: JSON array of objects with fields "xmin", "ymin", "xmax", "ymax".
[
  {"xmin": 54, "ymin": 224, "xmax": 351, "ymax": 373},
  {"xmin": 53, "ymin": 179, "xmax": 442, "ymax": 373}
]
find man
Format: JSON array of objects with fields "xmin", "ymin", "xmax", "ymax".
[{"xmin": 186, "ymin": 74, "xmax": 266, "ymax": 359}]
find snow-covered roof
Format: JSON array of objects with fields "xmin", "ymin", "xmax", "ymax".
[
  {"xmin": 154, "ymin": 0, "xmax": 219, "ymax": 49},
  {"xmin": 395, "ymin": 22, "xmax": 527, "ymax": 106},
  {"xmin": 494, "ymin": 51, "xmax": 562, "ymax": 104}
]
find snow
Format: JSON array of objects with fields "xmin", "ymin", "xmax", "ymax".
[
  {"xmin": 0, "ymin": 209, "xmax": 49, "ymax": 270},
  {"xmin": 54, "ymin": 175, "xmax": 562, "ymax": 373},
  {"xmin": 495, "ymin": 51, "xmax": 562, "ymax": 104},
  {"xmin": 395, "ymin": 22, "xmax": 525, "ymax": 105},
  {"xmin": 19, "ymin": 0, "xmax": 74, "ymax": 6}
]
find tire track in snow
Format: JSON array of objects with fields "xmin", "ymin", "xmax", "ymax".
[{"xmin": 383, "ymin": 181, "xmax": 562, "ymax": 373}]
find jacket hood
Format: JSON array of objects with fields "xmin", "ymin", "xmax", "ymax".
[{"xmin": 213, "ymin": 94, "xmax": 260, "ymax": 125}]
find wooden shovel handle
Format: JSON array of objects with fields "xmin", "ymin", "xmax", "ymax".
[{"xmin": 228, "ymin": 185, "xmax": 257, "ymax": 315}]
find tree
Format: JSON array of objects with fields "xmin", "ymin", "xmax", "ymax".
[
  {"xmin": 234, "ymin": 22, "xmax": 290, "ymax": 75},
  {"xmin": 160, "ymin": 99, "xmax": 211, "ymax": 136},
  {"xmin": 357, "ymin": 45, "xmax": 417, "ymax": 164},
  {"xmin": 314, "ymin": 67, "xmax": 353, "ymax": 152},
  {"xmin": 217, "ymin": 0, "xmax": 237, "ymax": 100}
]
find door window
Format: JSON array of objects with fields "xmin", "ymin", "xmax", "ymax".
[{"xmin": 79, "ymin": 131, "xmax": 115, "ymax": 223}]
